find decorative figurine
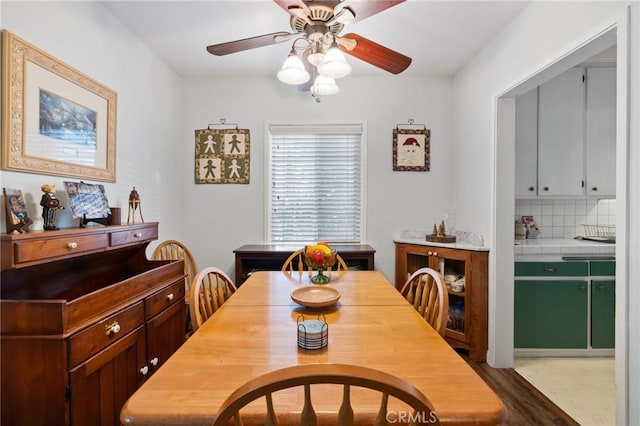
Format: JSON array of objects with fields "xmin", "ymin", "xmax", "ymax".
[
  {"xmin": 425, "ymin": 219, "xmax": 456, "ymax": 243},
  {"xmin": 40, "ymin": 184, "xmax": 64, "ymax": 230},
  {"xmin": 127, "ymin": 186, "xmax": 144, "ymax": 224}
]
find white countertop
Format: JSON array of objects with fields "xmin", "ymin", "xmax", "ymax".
[
  {"xmin": 394, "ymin": 238, "xmax": 489, "ymax": 252},
  {"xmin": 514, "ymin": 237, "xmax": 615, "ymax": 259}
]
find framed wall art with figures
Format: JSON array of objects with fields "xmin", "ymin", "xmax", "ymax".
[{"xmin": 194, "ymin": 128, "xmax": 250, "ymax": 184}]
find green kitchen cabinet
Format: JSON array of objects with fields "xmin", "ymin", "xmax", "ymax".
[
  {"xmin": 591, "ymin": 279, "xmax": 615, "ymax": 348},
  {"xmin": 514, "ymin": 280, "xmax": 588, "ymax": 348}
]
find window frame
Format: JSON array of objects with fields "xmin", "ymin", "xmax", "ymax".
[{"xmin": 264, "ymin": 122, "xmax": 367, "ymax": 244}]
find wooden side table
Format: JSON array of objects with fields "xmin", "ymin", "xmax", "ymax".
[{"xmin": 233, "ymin": 244, "xmax": 375, "ymax": 285}]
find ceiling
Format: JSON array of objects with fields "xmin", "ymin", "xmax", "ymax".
[{"xmin": 101, "ymin": 0, "xmax": 530, "ymax": 79}]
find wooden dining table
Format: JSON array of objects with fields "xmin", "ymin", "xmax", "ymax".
[{"xmin": 120, "ymin": 270, "xmax": 505, "ymax": 425}]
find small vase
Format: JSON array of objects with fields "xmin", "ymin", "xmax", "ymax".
[{"xmin": 310, "ymin": 268, "xmax": 330, "ymax": 284}]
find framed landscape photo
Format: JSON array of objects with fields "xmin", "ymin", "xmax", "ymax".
[
  {"xmin": 392, "ymin": 128, "xmax": 430, "ymax": 171},
  {"xmin": 1, "ymin": 30, "xmax": 117, "ymax": 182}
]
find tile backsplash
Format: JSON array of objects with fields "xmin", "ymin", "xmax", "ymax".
[{"xmin": 515, "ymin": 199, "xmax": 616, "ymax": 238}]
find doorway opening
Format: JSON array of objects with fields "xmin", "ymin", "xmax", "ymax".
[{"xmin": 493, "ymin": 23, "xmax": 629, "ymax": 424}]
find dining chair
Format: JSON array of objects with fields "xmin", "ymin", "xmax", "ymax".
[
  {"xmin": 189, "ymin": 266, "xmax": 237, "ymax": 331},
  {"xmin": 213, "ymin": 363, "xmax": 440, "ymax": 426},
  {"xmin": 153, "ymin": 239, "xmax": 198, "ymax": 333},
  {"xmin": 281, "ymin": 249, "xmax": 349, "ymax": 275},
  {"xmin": 400, "ymin": 267, "xmax": 450, "ymax": 336}
]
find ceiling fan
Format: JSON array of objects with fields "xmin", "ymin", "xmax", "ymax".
[{"xmin": 206, "ymin": 0, "xmax": 411, "ymax": 97}]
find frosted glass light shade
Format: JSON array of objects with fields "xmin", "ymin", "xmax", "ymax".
[
  {"xmin": 277, "ymin": 52, "xmax": 310, "ymax": 85},
  {"xmin": 317, "ymin": 44, "xmax": 351, "ymax": 79},
  {"xmin": 307, "ymin": 41, "xmax": 326, "ymax": 66},
  {"xmin": 311, "ymin": 75, "xmax": 339, "ymax": 96}
]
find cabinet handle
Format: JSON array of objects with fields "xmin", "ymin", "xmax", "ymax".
[
  {"xmin": 432, "ymin": 252, "xmax": 438, "ymax": 257},
  {"xmin": 140, "ymin": 366, "xmax": 149, "ymax": 376},
  {"xmin": 543, "ymin": 186, "xmax": 549, "ymax": 191},
  {"xmin": 578, "ymin": 285, "xmax": 587, "ymax": 292},
  {"xmin": 105, "ymin": 321, "xmax": 121, "ymax": 336},
  {"xmin": 66, "ymin": 242, "xmax": 78, "ymax": 250},
  {"xmin": 598, "ymin": 284, "xmax": 606, "ymax": 290},
  {"xmin": 542, "ymin": 267, "xmax": 557, "ymax": 272},
  {"xmin": 528, "ymin": 187, "xmax": 535, "ymax": 191},
  {"xmin": 150, "ymin": 357, "xmax": 159, "ymax": 366},
  {"xmin": 133, "ymin": 232, "xmax": 143, "ymax": 238},
  {"xmin": 591, "ymin": 187, "xmax": 598, "ymax": 191},
  {"xmin": 427, "ymin": 251, "xmax": 433, "ymax": 256},
  {"xmin": 166, "ymin": 293, "xmax": 174, "ymax": 302}
]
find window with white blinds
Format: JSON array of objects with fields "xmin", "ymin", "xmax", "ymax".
[{"xmin": 267, "ymin": 124, "xmax": 363, "ymax": 243}]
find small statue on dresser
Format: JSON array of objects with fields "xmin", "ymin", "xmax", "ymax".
[
  {"xmin": 40, "ymin": 184, "xmax": 63, "ymax": 230},
  {"xmin": 127, "ymin": 186, "xmax": 144, "ymax": 224}
]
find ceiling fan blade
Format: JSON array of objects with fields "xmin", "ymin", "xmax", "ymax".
[
  {"xmin": 337, "ymin": 33, "xmax": 411, "ymax": 74},
  {"xmin": 207, "ymin": 32, "xmax": 293, "ymax": 56},
  {"xmin": 273, "ymin": 0, "xmax": 311, "ymax": 16},
  {"xmin": 336, "ymin": 0, "xmax": 405, "ymax": 24}
]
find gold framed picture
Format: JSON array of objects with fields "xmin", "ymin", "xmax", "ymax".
[
  {"xmin": 1, "ymin": 30, "xmax": 117, "ymax": 182},
  {"xmin": 392, "ymin": 128, "xmax": 430, "ymax": 171},
  {"xmin": 194, "ymin": 128, "xmax": 250, "ymax": 184}
]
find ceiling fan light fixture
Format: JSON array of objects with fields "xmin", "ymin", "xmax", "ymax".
[
  {"xmin": 317, "ymin": 41, "xmax": 351, "ymax": 79},
  {"xmin": 307, "ymin": 40, "xmax": 326, "ymax": 66},
  {"xmin": 334, "ymin": 6, "xmax": 355, "ymax": 24},
  {"xmin": 311, "ymin": 75, "xmax": 340, "ymax": 97},
  {"xmin": 277, "ymin": 48, "xmax": 310, "ymax": 85}
]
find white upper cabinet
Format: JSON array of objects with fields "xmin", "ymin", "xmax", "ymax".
[
  {"xmin": 585, "ymin": 67, "xmax": 616, "ymax": 197},
  {"xmin": 514, "ymin": 66, "xmax": 616, "ymax": 199},
  {"xmin": 515, "ymin": 88, "xmax": 539, "ymax": 197},
  {"xmin": 537, "ymin": 67, "xmax": 586, "ymax": 197}
]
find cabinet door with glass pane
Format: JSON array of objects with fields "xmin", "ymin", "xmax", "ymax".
[{"xmin": 395, "ymin": 242, "xmax": 489, "ymax": 361}]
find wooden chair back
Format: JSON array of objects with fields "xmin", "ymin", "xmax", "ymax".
[
  {"xmin": 189, "ymin": 267, "xmax": 237, "ymax": 331},
  {"xmin": 281, "ymin": 249, "xmax": 349, "ymax": 275},
  {"xmin": 213, "ymin": 363, "xmax": 439, "ymax": 426},
  {"xmin": 400, "ymin": 267, "xmax": 449, "ymax": 336},
  {"xmin": 153, "ymin": 239, "xmax": 198, "ymax": 301}
]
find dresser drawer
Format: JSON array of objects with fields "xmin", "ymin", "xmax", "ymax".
[
  {"xmin": 145, "ymin": 279, "xmax": 185, "ymax": 320},
  {"xmin": 68, "ymin": 301, "xmax": 144, "ymax": 368},
  {"xmin": 14, "ymin": 233, "xmax": 108, "ymax": 265},
  {"xmin": 515, "ymin": 261, "xmax": 588, "ymax": 277},
  {"xmin": 110, "ymin": 225, "xmax": 158, "ymax": 247}
]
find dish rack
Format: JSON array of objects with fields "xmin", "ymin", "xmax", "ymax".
[
  {"xmin": 582, "ymin": 224, "xmax": 616, "ymax": 238},
  {"xmin": 580, "ymin": 224, "xmax": 616, "ymax": 243}
]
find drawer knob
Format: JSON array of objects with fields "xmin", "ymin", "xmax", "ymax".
[
  {"xmin": 134, "ymin": 232, "xmax": 143, "ymax": 238},
  {"xmin": 140, "ymin": 366, "xmax": 149, "ymax": 376},
  {"xmin": 66, "ymin": 242, "xmax": 78, "ymax": 250},
  {"xmin": 432, "ymin": 252, "xmax": 437, "ymax": 257},
  {"xmin": 598, "ymin": 284, "xmax": 606, "ymax": 290},
  {"xmin": 427, "ymin": 251, "xmax": 432, "ymax": 256},
  {"xmin": 579, "ymin": 285, "xmax": 587, "ymax": 292},
  {"xmin": 150, "ymin": 357, "xmax": 159, "ymax": 366},
  {"xmin": 105, "ymin": 321, "xmax": 121, "ymax": 336},
  {"xmin": 166, "ymin": 293, "xmax": 174, "ymax": 302},
  {"xmin": 542, "ymin": 267, "xmax": 557, "ymax": 273}
]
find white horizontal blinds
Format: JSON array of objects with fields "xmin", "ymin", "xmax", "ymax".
[{"xmin": 269, "ymin": 124, "xmax": 362, "ymax": 243}]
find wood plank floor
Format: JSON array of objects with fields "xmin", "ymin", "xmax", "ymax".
[{"xmin": 460, "ymin": 352, "xmax": 579, "ymax": 425}]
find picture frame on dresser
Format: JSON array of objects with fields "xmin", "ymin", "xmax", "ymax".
[{"xmin": 1, "ymin": 30, "xmax": 117, "ymax": 182}]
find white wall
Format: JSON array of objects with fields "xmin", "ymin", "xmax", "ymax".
[
  {"xmin": 0, "ymin": 1, "xmax": 183, "ymax": 243},
  {"xmin": 181, "ymin": 75, "xmax": 454, "ymax": 281},
  {"xmin": 453, "ymin": 1, "xmax": 639, "ymax": 423}
]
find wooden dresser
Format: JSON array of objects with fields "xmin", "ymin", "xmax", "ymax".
[{"xmin": 1, "ymin": 223, "xmax": 186, "ymax": 426}]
